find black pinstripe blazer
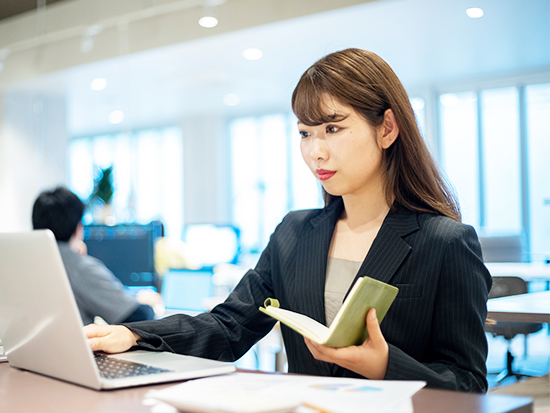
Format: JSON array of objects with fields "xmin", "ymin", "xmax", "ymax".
[{"xmin": 127, "ymin": 198, "xmax": 492, "ymax": 393}]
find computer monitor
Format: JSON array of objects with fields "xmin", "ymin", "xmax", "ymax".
[
  {"xmin": 161, "ymin": 269, "xmax": 214, "ymax": 313},
  {"xmin": 183, "ymin": 224, "xmax": 240, "ymax": 269},
  {"xmin": 83, "ymin": 221, "xmax": 163, "ymax": 288}
]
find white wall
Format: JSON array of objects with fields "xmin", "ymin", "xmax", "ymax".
[{"xmin": 0, "ymin": 92, "xmax": 67, "ymax": 231}]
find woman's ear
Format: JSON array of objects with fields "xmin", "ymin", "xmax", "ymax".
[{"xmin": 378, "ymin": 109, "xmax": 399, "ymax": 149}]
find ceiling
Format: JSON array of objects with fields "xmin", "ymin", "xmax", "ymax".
[
  {"xmin": 0, "ymin": 0, "xmax": 67, "ymax": 21},
  {"xmin": 3, "ymin": 0, "xmax": 550, "ymax": 137}
]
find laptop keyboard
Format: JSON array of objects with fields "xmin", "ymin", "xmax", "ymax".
[{"xmin": 94, "ymin": 353, "xmax": 173, "ymax": 379}]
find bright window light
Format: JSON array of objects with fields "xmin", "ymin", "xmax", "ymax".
[
  {"xmin": 466, "ymin": 8, "xmax": 484, "ymax": 18},
  {"xmin": 440, "ymin": 94, "xmax": 460, "ymax": 106},
  {"xmin": 410, "ymin": 97, "xmax": 425, "ymax": 110},
  {"xmin": 199, "ymin": 16, "xmax": 218, "ymax": 28},
  {"xmin": 68, "ymin": 127, "xmax": 183, "ymax": 237},
  {"xmin": 90, "ymin": 78, "xmax": 107, "ymax": 91},
  {"xmin": 242, "ymin": 48, "xmax": 263, "ymax": 61},
  {"xmin": 224, "ymin": 93, "xmax": 240, "ymax": 106},
  {"xmin": 108, "ymin": 110, "xmax": 124, "ymax": 124}
]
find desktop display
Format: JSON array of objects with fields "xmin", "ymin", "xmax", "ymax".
[
  {"xmin": 161, "ymin": 269, "xmax": 214, "ymax": 312},
  {"xmin": 83, "ymin": 221, "xmax": 163, "ymax": 288}
]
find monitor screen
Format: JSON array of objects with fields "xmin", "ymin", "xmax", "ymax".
[
  {"xmin": 83, "ymin": 221, "xmax": 163, "ymax": 287},
  {"xmin": 182, "ymin": 224, "xmax": 240, "ymax": 269},
  {"xmin": 161, "ymin": 269, "xmax": 214, "ymax": 312}
]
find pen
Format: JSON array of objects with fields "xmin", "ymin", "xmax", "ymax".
[{"xmin": 301, "ymin": 402, "xmax": 336, "ymax": 413}]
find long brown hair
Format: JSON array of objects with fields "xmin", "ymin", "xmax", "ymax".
[{"xmin": 291, "ymin": 48, "xmax": 461, "ymax": 222}]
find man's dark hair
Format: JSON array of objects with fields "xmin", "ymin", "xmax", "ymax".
[{"xmin": 32, "ymin": 187, "xmax": 85, "ymax": 242}]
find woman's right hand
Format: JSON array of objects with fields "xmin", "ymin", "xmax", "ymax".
[{"xmin": 83, "ymin": 324, "xmax": 141, "ymax": 353}]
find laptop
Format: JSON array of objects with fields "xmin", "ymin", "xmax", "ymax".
[{"xmin": 0, "ymin": 230, "xmax": 235, "ymax": 390}]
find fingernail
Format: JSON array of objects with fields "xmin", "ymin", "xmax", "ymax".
[{"xmin": 369, "ymin": 309, "xmax": 377, "ymax": 320}]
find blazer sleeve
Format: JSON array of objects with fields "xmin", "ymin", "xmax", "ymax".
[
  {"xmin": 384, "ymin": 224, "xmax": 491, "ymax": 393},
  {"xmin": 120, "ymin": 239, "xmax": 278, "ymax": 362}
]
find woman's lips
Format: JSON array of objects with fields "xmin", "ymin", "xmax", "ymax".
[{"xmin": 317, "ymin": 169, "xmax": 336, "ymax": 181}]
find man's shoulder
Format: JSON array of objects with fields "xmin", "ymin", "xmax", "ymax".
[{"xmin": 57, "ymin": 242, "xmax": 112, "ymax": 277}]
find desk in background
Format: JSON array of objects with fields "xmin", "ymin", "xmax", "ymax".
[
  {"xmin": 487, "ymin": 290, "xmax": 550, "ymax": 324},
  {"xmin": 0, "ymin": 363, "xmax": 533, "ymax": 413},
  {"xmin": 485, "ymin": 262, "xmax": 550, "ymax": 286}
]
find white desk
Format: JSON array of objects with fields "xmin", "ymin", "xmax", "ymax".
[
  {"xmin": 485, "ymin": 262, "xmax": 550, "ymax": 283},
  {"xmin": 487, "ymin": 291, "xmax": 550, "ymax": 324},
  {"xmin": 0, "ymin": 363, "xmax": 534, "ymax": 413}
]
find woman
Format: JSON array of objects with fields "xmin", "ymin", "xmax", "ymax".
[{"xmin": 85, "ymin": 48, "xmax": 491, "ymax": 393}]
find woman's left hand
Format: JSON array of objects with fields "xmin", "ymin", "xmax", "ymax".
[{"xmin": 304, "ymin": 308, "xmax": 389, "ymax": 380}]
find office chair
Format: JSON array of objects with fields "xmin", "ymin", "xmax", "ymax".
[
  {"xmin": 486, "ymin": 276, "xmax": 543, "ymax": 384},
  {"xmin": 479, "ymin": 233, "xmax": 533, "ymax": 356}
]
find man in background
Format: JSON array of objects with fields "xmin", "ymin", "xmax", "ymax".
[{"xmin": 32, "ymin": 186, "xmax": 155, "ymax": 325}]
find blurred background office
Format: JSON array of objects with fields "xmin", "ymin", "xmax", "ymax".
[
  {"xmin": 0, "ymin": 0, "xmax": 549, "ymax": 381},
  {"xmin": 0, "ymin": 0, "xmax": 548, "ymax": 264},
  {"xmin": 0, "ymin": 0, "xmax": 550, "ymax": 259}
]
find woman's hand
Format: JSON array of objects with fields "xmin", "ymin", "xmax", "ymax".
[
  {"xmin": 83, "ymin": 324, "xmax": 141, "ymax": 354},
  {"xmin": 304, "ymin": 308, "xmax": 389, "ymax": 380}
]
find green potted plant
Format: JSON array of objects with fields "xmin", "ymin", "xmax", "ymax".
[{"xmin": 89, "ymin": 166, "xmax": 114, "ymax": 223}]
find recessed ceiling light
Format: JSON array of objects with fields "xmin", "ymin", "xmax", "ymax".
[
  {"xmin": 199, "ymin": 16, "xmax": 218, "ymax": 28},
  {"xmin": 108, "ymin": 110, "xmax": 124, "ymax": 124},
  {"xmin": 466, "ymin": 8, "xmax": 484, "ymax": 18},
  {"xmin": 242, "ymin": 48, "xmax": 263, "ymax": 61},
  {"xmin": 224, "ymin": 93, "xmax": 240, "ymax": 106},
  {"xmin": 90, "ymin": 78, "xmax": 107, "ymax": 91}
]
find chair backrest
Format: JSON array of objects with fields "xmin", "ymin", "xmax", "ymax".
[
  {"xmin": 478, "ymin": 235, "xmax": 525, "ymax": 263},
  {"xmin": 489, "ymin": 276, "xmax": 529, "ymax": 299}
]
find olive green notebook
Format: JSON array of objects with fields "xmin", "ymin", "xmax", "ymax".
[{"xmin": 259, "ymin": 276, "xmax": 399, "ymax": 348}]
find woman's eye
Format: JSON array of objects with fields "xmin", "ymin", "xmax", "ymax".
[
  {"xmin": 299, "ymin": 130, "xmax": 310, "ymax": 139},
  {"xmin": 326, "ymin": 125, "xmax": 339, "ymax": 133}
]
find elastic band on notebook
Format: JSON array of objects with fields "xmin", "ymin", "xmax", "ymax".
[{"xmin": 263, "ymin": 298, "xmax": 280, "ymax": 308}]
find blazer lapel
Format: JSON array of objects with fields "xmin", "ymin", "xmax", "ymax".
[
  {"xmin": 355, "ymin": 206, "xmax": 419, "ymax": 286},
  {"xmin": 332, "ymin": 206, "xmax": 420, "ymax": 377}
]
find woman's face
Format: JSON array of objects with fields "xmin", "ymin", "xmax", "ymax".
[{"xmin": 298, "ymin": 96, "xmax": 387, "ymax": 200}]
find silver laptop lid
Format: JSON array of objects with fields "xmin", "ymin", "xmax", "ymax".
[{"xmin": 0, "ymin": 230, "xmax": 102, "ymax": 388}]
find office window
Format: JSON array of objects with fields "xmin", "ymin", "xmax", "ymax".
[
  {"xmin": 68, "ymin": 127, "xmax": 183, "ymax": 238},
  {"xmin": 438, "ymin": 82, "xmax": 550, "ymax": 261},
  {"xmin": 439, "ymin": 92, "xmax": 480, "ymax": 226},
  {"xmin": 230, "ymin": 114, "xmax": 322, "ymax": 254},
  {"xmin": 526, "ymin": 83, "xmax": 550, "ymax": 261},
  {"xmin": 410, "ymin": 96, "xmax": 426, "ymax": 137},
  {"xmin": 480, "ymin": 87, "xmax": 522, "ymax": 234}
]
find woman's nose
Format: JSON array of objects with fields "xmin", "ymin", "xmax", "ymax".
[{"xmin": 308, "ymin": 136, "xmax": 327, "ymax": 161}]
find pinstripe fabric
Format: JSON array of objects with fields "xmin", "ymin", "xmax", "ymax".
[{"xmin": 124, "ymin": 198, "xmax": 491, "ymax": 393}]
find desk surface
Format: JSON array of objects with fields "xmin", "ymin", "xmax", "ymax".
[
  {"xmin": 485, "ymin": 262, "xmax": 550, "ymax": 281},
  {"xmin": 487, "ymin": 290, "xmax": 550, "ymax": 324},
  {"xmin": 0, "ymin": 363, "xmax": 533, "ymax": 413}
]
